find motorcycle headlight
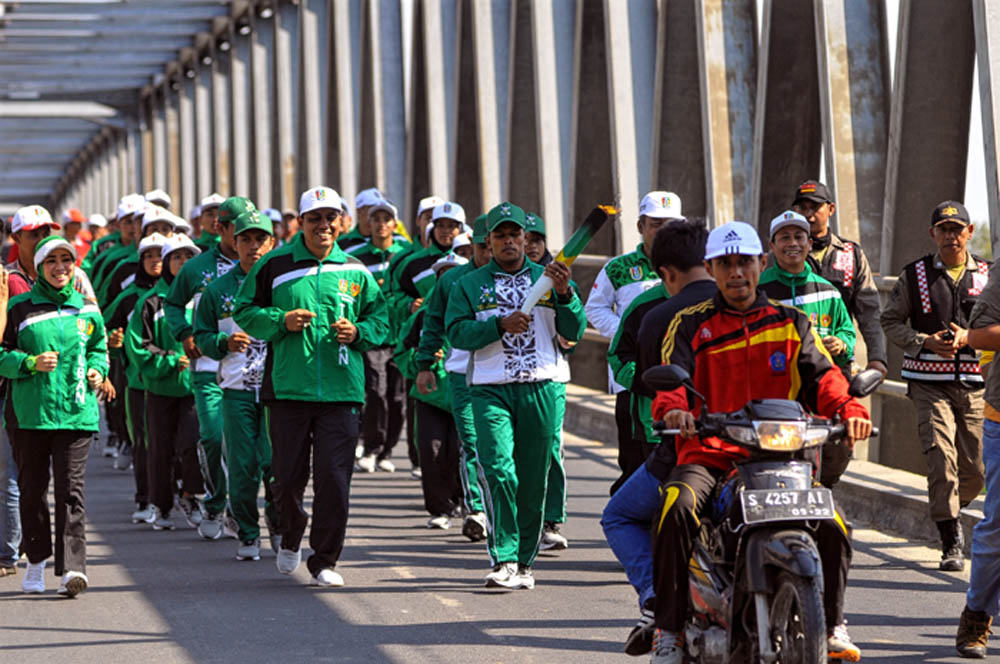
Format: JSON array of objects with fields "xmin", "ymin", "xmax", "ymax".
[
  {"xmin": 753, "ymin": 421, "xmax": 806, "ymax": 451},
  {"xmin": 724, "ymin": 424, "xmax": 757, "ymax": 445}
]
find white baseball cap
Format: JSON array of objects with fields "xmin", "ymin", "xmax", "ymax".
[
  {"xmin": 768, "ymin": 210, "xmax": 810, "ymax": 239},
  {"xmin": 431, "ymin": 202, "xmax": 466, "ymax": 224},
  {"xmin": 117, "ymin": 193, "xmax": 145, "ymax": 219},
  {"xmin": 88, "ymin": 213, "xmax": 108, "ymax": 229},
  {"xmin": 32, "ymin": 235, "xmax": 76, "ymax": 269},
  {"xmin": 189, "ymin": 205, "xmax": 202, "ymax": 219},
  {"xmin": 200, "ymin": 193, "xmax": 225, "ymax": 210},
  {"xmin": 145, "ymin": 188, "xmax": 171, "ymax": 206},
  {"xmin": 299, "ymin": 186, "xmax": 343, "ymax": 215},
  {"xmin": 431, "ymin": 251, "xmax": 469, "ymax": 276},
  {"xmin": 138, "ymin": 232, "xmax": 169, "ymax": 256},
  {"xmin": 452, "ymin": 232, "xmax": 471, "ymax": 250},
  {"xmin": 12, "ymin": 205, "xmax": 60, "ymax": 234},
  {"xmin": 162, "ymin": 233, "xmax": 201, "ymax": 260},
  {"xmin": 704, "ymin": 221, "xmax": 763, "ymax": 260},
  {"xmin": 174, "ymin": 217, "xmax": 192, "ymax": 235},
  {"xmin": 368, "ymin": 199, "xmax": 398, "ymax": 220},
  {"xmin": 141, "ymin": 205, "xmax": 179, "ymax": 232},
  {"xmin": 354, "ymin": 188, "xmax": 384, "ymax": 210},
  {"xmin": 417, "ymin": 195, "xmax": 445, "ymax": 217},
  {"xmin": 340, "ymin": 197, "xmax": 351, "ymax": 215},
  {"xmin": 639, "ymin": 191, "xmax": 683, "ymax": 219},
  {"xmin": 262, "ymin": 208, "xmax": 282, "ymax": 223}
]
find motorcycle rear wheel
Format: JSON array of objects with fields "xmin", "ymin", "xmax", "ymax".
[{"xmin": 768, "ymin": 571, "xmax": 826, "ymax": 664}]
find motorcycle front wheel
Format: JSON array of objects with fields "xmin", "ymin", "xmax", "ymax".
[{"xmin": 768, "ymin": 571, "xmax": 826, "ymax": 664}]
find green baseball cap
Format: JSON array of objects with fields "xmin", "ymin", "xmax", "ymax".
[
  {"xmin": 472, "ymin": 214, "xmax": 488, "ymax": 243},
  {"xmin": 218, "ymin": 196, "xmax": 257, "ymax": 226},
  {"xmin": 486, "ymin": 201, "xmax": 526, "ymax": 232},
  {"xmin": 525, "ymin": 212, "xmax": 546, "ymax": 236},
  {"xmin": 234, "ymin": 210, "xmax": 274, "ymax": 236}
]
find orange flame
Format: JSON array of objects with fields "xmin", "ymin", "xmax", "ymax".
[{"xmin": 598, "ymin": 205, "xmax": 620, "ymax": 216}]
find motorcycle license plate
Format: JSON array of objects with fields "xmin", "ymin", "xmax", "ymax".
[{"xmin": 740, "ymin": 488, "xmax": 835, "ymax": 524}]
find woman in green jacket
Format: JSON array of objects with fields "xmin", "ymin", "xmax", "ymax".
[
  {"xmin": 124, "ymin": 234, "xmax": 204, "ymax": 531},
  {"xmin": 1, "ymin": 236, "xmax": 108, "ymax": 597}
]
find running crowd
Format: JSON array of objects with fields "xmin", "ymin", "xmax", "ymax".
[{"xmin": 0, "ymin": 180, "xmax": 998, "ymax": 662}]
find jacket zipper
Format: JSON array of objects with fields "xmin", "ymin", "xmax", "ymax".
[
  {"xmin": 315, "ymin": 260, "xmax": 322, "ymax": 399},
  {"xmin": 56, "ymin": 304, "xmax": 64, "ymax": 411}
]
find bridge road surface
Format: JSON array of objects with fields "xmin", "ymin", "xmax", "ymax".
[{"xmin": 0, "ymin": 431, "xmax": 982, "ymax": 663}]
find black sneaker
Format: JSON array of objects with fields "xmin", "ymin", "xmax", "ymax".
[
  {"xmin": 625, "ymin": 601, "xmax": 656, "ymax": 655},
  {"xmin": 941, "ymin": 545, "xmax": 965, "ymax": 572}
]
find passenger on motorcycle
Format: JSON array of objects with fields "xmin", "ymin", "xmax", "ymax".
[{"xmin": 649, "ymin": 221, "xmax": 873, "ymax": 663}]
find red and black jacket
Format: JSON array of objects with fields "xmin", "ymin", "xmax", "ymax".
[{"xmin": 651, "ymin": 289, "xmax": 869, "ymax": 471}]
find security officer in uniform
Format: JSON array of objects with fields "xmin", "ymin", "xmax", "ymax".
[
  {"xmin": 881, "ymin": 200, "xmax": 987, "ymax": 572},
  {"xmin": 792, "ymin": 180, "xmax": 888, "ymax": 377}
]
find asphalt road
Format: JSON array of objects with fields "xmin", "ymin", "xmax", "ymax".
[{"xmin": 0, "ymin": 432, "xmax": 984, "ymax": 663}]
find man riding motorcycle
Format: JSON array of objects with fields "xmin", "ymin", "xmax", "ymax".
[{"xmin": 650, "ymin": 221, "xmax": 873, "ymax": 663}]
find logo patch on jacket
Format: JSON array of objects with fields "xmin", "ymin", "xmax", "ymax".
[
  {"xmin": 629, "ymin": 266, "xmax": 643, "ymax": 281},
  {"xmin": 77, "ymin": 318, "xmax": 94, "ymax": 336},
  {"xmin": 769, "ymin": 350, "xmax": 787, "ymax": 374},
  {"xmin": 350, "ymin": 282, "xmax": 361, "ymax": 297}
]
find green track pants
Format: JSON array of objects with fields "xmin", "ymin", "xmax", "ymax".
[
  {"xmin": 448, "ymin": 372, "xmax": 484, "ymax": 514},
  {"xmin": 193, "ymin": 371, "xmax": 227, "ymax": 517},
  {"xmin": 222, "ymin": 389, "xmax": 277, "ymax": 542},
  {"xmin": 470, "ymin": 380, "xmax": 565, "ymax": 567}
]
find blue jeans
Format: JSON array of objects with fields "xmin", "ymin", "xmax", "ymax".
[
  {"xmin": 968, "ymin": 418, "xmax": 1000, "ymax": 614},
  {"xmin": 0, "ymin": 421, "xmax": 21, "ymax": 567},
  {"xmin": 601, "ymin": 463, "xmax": 662, "ymax": 609}
]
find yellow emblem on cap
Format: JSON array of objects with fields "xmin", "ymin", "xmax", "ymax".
[{"xmin": 942, "ymin": 206, "xmax": 958, "ymax": 217}]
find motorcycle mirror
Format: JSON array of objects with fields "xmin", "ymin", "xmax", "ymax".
[
  {"xmin": 848, "ymin": 368, "xmax": 883, "ymax": 398},
  {"xmin": 642, "ymin": 364, "xmax": 692, "ymax": 392}
]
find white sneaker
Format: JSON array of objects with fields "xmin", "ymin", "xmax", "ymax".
[
  {"xmin": 517, "ymin": 565, "xmax": 535, "ymax": 590},
  {"xmin": 58, "ymin": 571, "xmax": 88, "ymax": 598},
  {"xmin": 197, "ymin": 514, "xmax": 223, "ymax": 540},
  {"xmin": 484, "ymin": 561, "xmax": 521, "ymax": 589},
  {"xmin": 356, "ymin": 453, "xmax": 376, "ymax": 473},
  {"xmin": 236, "ymin": 539, "xmax": 261, "ymax": 561},
  {"xmin": 462, "ymin": 512, "xmax": 488, "ymax": 541},
  {"xmin": 222, "ymin": 515, "xmax": 240, "ymax": 539},
  {"xmin": 539, "ymin": 522, "xmax": 569, "ymax": 551},
  {"xmin": 276, "ymin": 547, "xmax": 301, "ymax": 575},
  {"xmin": 151, "ymin": 506, "xmax": 175, "ymax": 531},
  {"xmin": 177, "ymin": 495, "xmax": 204, "ymax": 527},
  {"xmin": 410, "ymin": 466, "xmax": 422, "ymax": 480},
  {"xmin": 102, "ymin": 443, "xmax": 118, "ymax": 458},
  {"xmin": 22, "ymin": 560, "xmax": 45, "ymax": 594},
  {"xmin": 131, "ymin": 504, "xmax": 156, "ymax": 524},
  {"xmin": 376, "ymin": 458, "xmax": 396, "ymax": 473},
  {"xmin": 650, "ymin": 628, "xmax": 684, "ymax": 664},
  {"xmin": 355, "ymin": 442, "xmax": 364, "ymax": 460},
  {"xmin": 427, "ymin": 514, "xmax": 451, "ymax": 530},
  {"xmin": 264, "ymin": 513, "xmax": 281, "ymax": 553},
  {"xmin": 311, "ymin": 568, "xmax": 344, "ymax": 587}
]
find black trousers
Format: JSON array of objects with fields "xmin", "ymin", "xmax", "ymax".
[
  {"xmin": 107, "ymin": 357, "xmax": 131, "ymax": 445},
  {"xmin": 611, "ymin": 391, "xmax": 652, "ymax": 495},
  {"xmin": 145, "ymin": 393, "xmax": 202, "ymax": 514},
  {"xmin": 126, "ymin": 388, "xmax": 149, "ymax": 506},
  {"xmin": 13, "ymin": 429, "xmax": 90, "ymax": 575},
  {"xmin": 415, "ymin": 400, "xmax": 463, "ymax": 516},
  {"xmin": 361, "ymin": 347, "xmax": 405, "ymax": 460},
  {"xmin": 653, "ymin": 464, "xmax": 853, "ymax": 631},
  {"xmin": 405, "ymin": 390, "xmax": 420, "ymax": 467},
  {"xmin": 268, "ymin": 400, "xmax": 359, "ymax": 576}
]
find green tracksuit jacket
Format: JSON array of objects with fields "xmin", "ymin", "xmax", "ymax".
[
  {"xmin": 97, "ymin": 247, "xmax": 137, "ymax": 308},
  {"xmin": 163, "ymin": 243, "xmax": 237, "ymax": 373},
  {"xmin": 759, "ymin": 263, "xmax": 856, "ymax": 368},
  {"xmin": 124, "ymin": 277, "xmax": 193, "ymax": 398},
  {"xmin": 386, "ymin": 242, "xmax": 448, "ymax": 344},
  {"xmin": 0, "ymin": 287, "xmax": 108, "ymax": 430},
  {"xmin": 607, "ymin": 285, "xmax": 669, "ymax": 444},
  {"xmin": 92, "ymin": 241, "xmax": 134, "ymax": 294},
  {"xmin": 232, "ymin": 234, "xmax": 389, "ymax": 404},
  {"xmin": 396, "ymin": 306, "xmax": 451, "ymax": 411},
  {"xmin": 82, "ymin": 230, "xmax": 121, "ymax": 275},
  {"xmin": 104, "ymin": 269, "xmax": 158, "ymax": 391},
  {"xmin": 414, "ymin": 260, "xmax": 476, "ymax": 372},
  {"xmin": 348, "ymin": 239, "xmax": 409, "ymax": 290}
]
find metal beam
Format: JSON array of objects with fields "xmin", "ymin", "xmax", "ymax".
[
  {"xmin": 299, "ymin": 0, "xmax": 330, "ymax": 187},
  {"xmin": 696, "ymin": 0, "xmax": 757, "ymax": 226},
  {"xmin": 274, "ymin": 0, "xmax": 300, "ymax": 209},
  {"xmin": 179, "ymin": 76, "xmax": 197, "ymax": 214},
  {"xmin": 330, "ymin": 0, "xmax": 360, "ymax": 203},
  {"xmin": 815, "ymin": 0, "xmax": 890, "ymax": 270},
  {"xmin": 881, "ymin": 0, "xmax": 975, "ymax": 275},
  {"xmin": 974, "ymin": 0, "xmax": 1000, "ymax": 253},
  {"xmin": 230, "ymin": 30, "xmax": 253, "ymax": 197},
  {"xmin": 195, "ymin": 59, "xmax": 215, "ymax": 198},
  {"xmin": 251, "ymin": 9, "xmax": 276, "ymax": 206},
  {"xmin": 213, "ymin": 45, "xmax": 232, "ymax": 195},
  {"xmin": 470, "ymin": 0, "xmax": 510, "ymax": 209}
]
